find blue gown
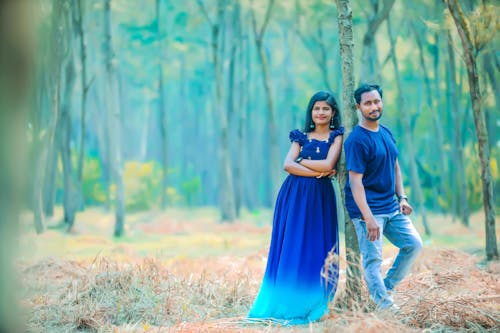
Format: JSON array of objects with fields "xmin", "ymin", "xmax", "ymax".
[{"xmin": 248, "ymin": 128, "xmax": 344, "ymax": 325}]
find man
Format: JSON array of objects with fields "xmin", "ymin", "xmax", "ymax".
[{"xmin": 344, "ymin": 83, "xmax": 423, "ymax": 310}]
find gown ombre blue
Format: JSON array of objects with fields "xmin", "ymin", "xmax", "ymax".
[{"xmin": 248, "ymin": 128, "xmax": 343, "ymax": 325}]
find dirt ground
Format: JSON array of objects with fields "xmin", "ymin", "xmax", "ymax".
[{"xmin": 18, "ymin": 208, "xmax": 500, "ymax": 332}]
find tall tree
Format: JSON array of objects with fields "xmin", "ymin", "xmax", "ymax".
[
  {"xmin": 33, "ymin": 0, "xmax": 71, "ymax": 234},
  {"xmin": 387, "ymin": 15, "xmax": 431, "ymax": 236},
  {"xmin": 412, "ymin": 22, "xmax": 447, "ymax": 211},
  {"xmin": 0, "ymin": 0, "xmax": 35, "ymax": 330},
  {"xmin": 196, "ymin": 0, "xmax": 237, "ymax": 222},
  {"xmin": 294, "ymin": 0, "xmax": 335, "ymax": 92},
  {"xmin": 445, "ymin": 0, "xmax": 498, "ymax": 260},
  {"xmin": 446, "ymin": 30, "xmax": 469, "ymax": 226},
  {"xmin": 156, "ymin": 0, "xmax": 169, "ymax": 210},
  {"xmin": 250, "ymin": 0, "xmax": 278, "ymax": 205},
  {"xmin": 104, "ymin": 0, "xmax": 126, "ymax": 236},
  {"xmin": 358, "ymin": 0, "xmax": 395, "ymax": 83},
  {"xmin": 60, "ymin": 52, "xmax": 78, "ymax": 231},
  {"xmin": 335, "ymin": 0, "xmax": 362, "ymax": 307},
  {"xmin": 74, "ymin": 0, "xmax": 92, "ymax": 210}
]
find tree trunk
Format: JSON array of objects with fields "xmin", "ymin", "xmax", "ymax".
[
  {"xmin": 42, "ymin": 122, "xmax": 58, "ymax": 217},
  {"xmin": 0, "ymin": 1, "xmax": 34, "ymax": 330},
  {"xmin": 75, "ymin": 0, "xmax": 89, "ymax": 210},
  {"xmin": 35, "ymin": 72, "xmax": 63, "ymax": 234},
  {"xmin": 251, "ymin": 0, "xmax": 278, "ymax": 206},
  {"xmin": 197, "ymin": 0, "xmax": 236, "ymax": 221},
  {"xmin": 229, "ymin": 2, "xmax": 242, "ymax": 217},
  {"xmin": 387, "ymin": 16, "xmax": 431, "ymax": 236},
  {"xmin": 157, "ymin": 0, "xmax": 168, "ymax": 210},
  {"xmin": 483, "ymin": 53, "xmax": 499, "ymax": 153},
  {"xmin": 60, "ymin": 57, "xmax": 77, "ymax": 231},
  {"xmin": 294, "ymin": 3, "xmax": 333, "ymax": 92},
  {"xmin": 359, "ymin": 0, "xmax": 395, "ymax": 83},
  {"xmin": 413, "ymin": 23, "xmax": 447, "ymax": 211},
  {"xmin": 335, "ymin": 0, "xmax": 362, "ymax": 308},
  {"xmin": 446, "ymin": 31, "xmax": 469, "ymax": 226},
  {"xmin": 104, "ymin": 0, "xmax": 125, "ymax": 237},
  {"xmin": 446, "ymin": 0, "xmax": 498, "ymax": 260},
  {"xmin": 215, "ymin": 1, "xmax": 236, "ymax": 221}
]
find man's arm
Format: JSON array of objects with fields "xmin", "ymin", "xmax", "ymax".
[
  {"xmin": 349, "ymin": 171, "xmax": 380, "ymax": 241},
  {"xmin": 395, "ymin": 158, "xmax": 412, "ymax": 215}
]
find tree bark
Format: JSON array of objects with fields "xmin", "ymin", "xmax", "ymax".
[
  {"xmin": 104, "ymin": 0, "xmax": 126, "ymax": 237},
  {"xmin": 335, "ymin": 0, "xmax": 362, "ymax": 308},
  {"xmin": 446, "ymin": 0, "xmax": 498, "ymax": 260},
  {"xmin": 60, "ymin": 57, "xmax": 77, "ymax": 231},
  {"xmin": 74, "ymin": 0, "xmax": 89, "ymax": 210}
]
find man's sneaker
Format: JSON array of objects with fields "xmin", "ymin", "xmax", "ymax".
[{"xmin": 388, "ymin": 303, "xmax": 400, "ymax": 315}]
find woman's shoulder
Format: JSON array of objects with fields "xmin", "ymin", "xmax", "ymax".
[
  {"xmin": 328, "ymin": 126, "xmax": 345, "ymax": 143},
  {"xmin": 289, "ymin": 129, "xmax": 307, "ymax": 144}
]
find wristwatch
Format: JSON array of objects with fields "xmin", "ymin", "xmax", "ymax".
[
  {"xmin": 398, "ymin": 194, "xmax": 408, "ymax": 202},
  {"xmin": 295, "ymin": 156, "xmax": 303, "ymax": 163}
]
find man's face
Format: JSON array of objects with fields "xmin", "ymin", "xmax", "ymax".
[{"xmin": 357, "ymin": 89, "xmax": 383, "ymax": 122}]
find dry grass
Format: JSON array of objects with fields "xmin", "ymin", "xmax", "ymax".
[
  {"xmin": 19, "ymin": 210, "xmax": 500, "ymax": 332},
  {"xmin": 20, "ymin": 248, "xmax": 500, "ymax": 332}
]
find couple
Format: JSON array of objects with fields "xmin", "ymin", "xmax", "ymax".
[{"xmin": 247, "ymin": 84, "xmax": 423, "ymax": 324}]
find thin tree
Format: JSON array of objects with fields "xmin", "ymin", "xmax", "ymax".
[
  {"xmin": 250, "ymin": 0, "xmax": 278, "ymax": 205},
  {"xmin": 387, "ymin": 15, "xmax": 431, "ymax": 236},
  {"xmin": 74, "ymin": 0, "xmax": 93, "ymax": 210},
  {"xmin": 358, "ymin": 0, "xmax": 395, "ymax": 83},
  {"xmin": 446, "ymin": 30, "xmax": 469, "ymax": 226},
  {"xmin": 411, "ymin": 21, "xmax": 447, "ymax": 211},
  {"xmin": 335, "ymin": 0, "xmax": 362, "ymax": 307},
  {"xmin": 294, "ymin": 0, "xmax": 335, "ymax": 92},
  {"xmin": 104, "ymin": 0, "xmax": 126, "ymax": 236},
  {"xmin": 196, "ymin": 0, "xmax": 237, "ymax": 222},
  {"xmin": 156, "ymin": 0, "xmax": 169, "ymax": 210},
  {"xmin": 445, "ymin": 0, "xmax": 498, "ymax": 260},
  {"xmin": 60, "ymin": 51, "xmax": 78, "ymax": 231}
]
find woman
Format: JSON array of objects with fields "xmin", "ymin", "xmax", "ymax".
[{"xmin": 248, "ymin": 91, "xmax": 343, "ymax": 324}]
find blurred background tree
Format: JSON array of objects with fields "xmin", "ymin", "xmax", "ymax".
[
  {"xmin": 24, "ymin": 0, "xmax": 498, "ymax": 256},
  {"xmin": 1, "ymin": 1, "xmax": 36, "ymax": 331}
]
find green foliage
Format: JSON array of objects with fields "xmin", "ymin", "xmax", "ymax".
[
  {"xmin": 78, "ymin": 156, "xmax": 194, "ymax": 211},
  {"xmin": 122, "ymin": 161, "xmax": 161, "ymax": 211},
  {"xmin": 82, "ymin": 155, "xmax": 107, "ymax": 205},
  {"xmin": 181, "ymin": 177, "xmax": 201, "ymax": 206}
]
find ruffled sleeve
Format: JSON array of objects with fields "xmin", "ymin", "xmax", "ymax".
[
  {"xmin": 328, "ymin": 127, "xmax": 345, "ymax": 144},
  {"xmin": 289, "ymin": 129, "xmax": 307, "ymax": 145}
]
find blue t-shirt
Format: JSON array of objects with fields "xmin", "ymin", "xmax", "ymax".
[{"xmin": 344, "ymin": 124, "xmax": 400, "ymax": 218}]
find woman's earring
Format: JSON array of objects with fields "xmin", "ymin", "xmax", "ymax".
[
  {"xmin": 329, "ymin": 118, "xmax": 335, "ymax": 129},
  {"xmin": 310, "ymin": 123, "xmax": 315, "ymax": 129}
]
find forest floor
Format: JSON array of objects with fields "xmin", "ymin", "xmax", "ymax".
[{"xmin": 18, "ymin": 207, "xmax": 500, "ymax": 332}]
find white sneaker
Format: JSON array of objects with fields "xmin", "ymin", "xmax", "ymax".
[{"xmin": 389, "ymin": 303, "xmax": 400, "ymax": 315}]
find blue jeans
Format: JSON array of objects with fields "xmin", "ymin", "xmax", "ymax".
[{"xmin": 352, "ymin": 211, "xmax": 423, "ymax": 309}]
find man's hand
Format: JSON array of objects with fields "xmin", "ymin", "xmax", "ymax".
[
  {"xmin": 400, "ymin": 199, "xmax": 412, "ymax": 215},
  {"xmin": 364, "ymin": 216, "xmax": 380, "ymax": 241}
]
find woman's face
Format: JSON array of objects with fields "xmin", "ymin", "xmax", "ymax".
[{"xmin": 311, "ymin": 101, "xmax": 333, "ymax": 126}]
